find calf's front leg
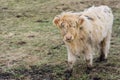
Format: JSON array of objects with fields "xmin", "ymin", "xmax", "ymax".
[
  {"xmin": 67, "ymin": 51, "xmax": 76, "ymax": 70},
  {"xmin": 84, "ymin": 46, "xmax": 93, "ymax": 69},
  {"xmin": 84, "ymin": 47, "xmax": 93, "ymax": 74},
  {"xmin": 65, "ymin": 48, "xmax": 76, "ymax": 79}
]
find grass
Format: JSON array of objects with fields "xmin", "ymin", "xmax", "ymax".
[{"xmin": 0, "ymin": 0, "xmax": 120, "ymax": 80}]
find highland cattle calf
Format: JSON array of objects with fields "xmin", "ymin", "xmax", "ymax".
[{"xmin": 53, "ymin": 6, "xmax": 113, "ymax": 72}]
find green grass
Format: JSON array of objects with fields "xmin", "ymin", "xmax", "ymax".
[{"xmin": 0, "ymin": 0, "xmax": 120, "ymax": 80}]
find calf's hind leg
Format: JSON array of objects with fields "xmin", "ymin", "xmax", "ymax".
[{"xmin": 99, "ymin": 33, "xmax": 111, "ymax": 61}]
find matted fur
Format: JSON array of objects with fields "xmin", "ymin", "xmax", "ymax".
[{"xmin": 53, "ymin": 6, "xmax": 113, "ymax": 69}]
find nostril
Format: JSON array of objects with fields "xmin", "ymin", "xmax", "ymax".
[{"xmin": 66, "ymin": 36, "xmax": 72, "ymax": 41}]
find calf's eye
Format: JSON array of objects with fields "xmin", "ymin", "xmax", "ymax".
[
  {"xmin": 73, "ymin": 26, "xmax": 76, "ymax": 28},
  {"xmin": 80, "ymin": 27, "xmax": 83, "ymax": 30},
  {"xmin": 61, "ymin": 23, "xmax": 64, "ymax": 28}
]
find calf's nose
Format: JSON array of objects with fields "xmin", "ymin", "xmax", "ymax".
[{"xmin": 66, "ymin": 36, "xmax": 72, "ymax": 41}]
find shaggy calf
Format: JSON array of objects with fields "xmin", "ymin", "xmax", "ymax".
[{"xmin": 53, "ymin": 6, "xmax": 113, "ymax": 71}]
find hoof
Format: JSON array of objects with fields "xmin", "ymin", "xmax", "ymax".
[
  {"xmin": 95, "ymin": 57, "xmax": 108, "ymax": 62},
  {"xmin": 64, "ymin": 68, "xmax": 73, "ymax": 80},
  {"xmin": 100, "ymin": 58, "xmax": 108, "ymax": 62},
  {"xmin": 86, "ymin": 66, "xmax": 92, "ymax": 74}
]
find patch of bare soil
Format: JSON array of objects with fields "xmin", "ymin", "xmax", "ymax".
[
  {"xmin": 0, "ymin": 64, "xmax": 65, "ymax": 80},
  {"xmin": 0, "ymin": 60, "xmax": 119, "ymax": 80}
]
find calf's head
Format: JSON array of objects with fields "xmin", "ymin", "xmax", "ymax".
[{"xmin": 53, "ymin": 13, "xmax": 84, "ymax": 43}]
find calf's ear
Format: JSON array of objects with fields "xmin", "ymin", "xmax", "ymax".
[
  {"xmin": 78, "ymin": 17, "xmax": 84, "ymax": 25},
  {"xmin": 53, "ymin": 16, "xmax": 60, "ymax": 25}
]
